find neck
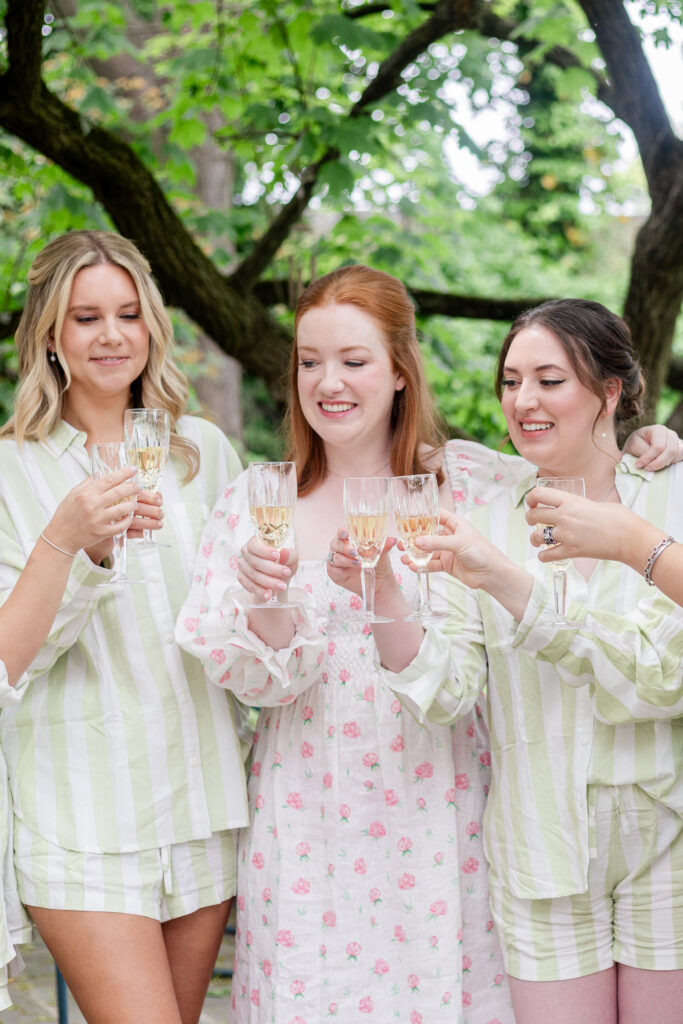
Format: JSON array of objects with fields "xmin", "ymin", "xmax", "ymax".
[
  {"xmin": 324, "ymin": 441, "xmax": 393, "ymax": 480},
  {"xmin": 536, "ymin": 445, "xmax": 621, "ymax": 501},
  {"xmin": 62, "ymin": 389, "xmax": 129, "ymax": 449}
]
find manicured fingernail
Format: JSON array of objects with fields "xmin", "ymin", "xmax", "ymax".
[
  {"xmin": 341, "ymin": 530, "xmax": 349, "ymax": 540},
  {"xmin": 277, "ymin": 582, "xmax": 287, "ymax": 591},
  {"xmin": 282, "ymin": 567, "xmax": 291, "ymax": 578}
]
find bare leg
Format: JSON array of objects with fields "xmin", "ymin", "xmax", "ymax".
[
  {"xmin": 28, "ymin": 906, "xmax": 183, "ymax": 1024},
  {"xmin": 508, "ymin": 967, "xmax": 617, "ymax": 1024},
  {"xmin": 618, "ymin": 964, "xmax": 683, "ymax": 1024},
  {"xmin": 162, "ymin": 898, "xmax": 233, "ymax": 1024}
]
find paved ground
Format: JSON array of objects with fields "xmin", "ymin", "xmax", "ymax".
[{"xmin": 0, "ymin": 926, "xmax": 234, "ymax": 1023}]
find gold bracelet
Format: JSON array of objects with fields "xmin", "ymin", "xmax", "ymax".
[
  {"xmin": 39, "ymin": 532, "xmax": 77, "ymax": 558},
  {"xmin": 644, "ymin": 535, "xmax": 675, "ymax": 586}
]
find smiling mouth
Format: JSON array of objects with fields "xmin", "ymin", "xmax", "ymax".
[
  {"xmin": 320, "ymin": 402, "xmax": 355, "ymax": 413},
  {"xmin": 521, "ymin": 422, "xmax": 553, "ymax": 433},
  {"xmin": 91, "ymin": 356, "xmax": 128, "ymax": 363}
]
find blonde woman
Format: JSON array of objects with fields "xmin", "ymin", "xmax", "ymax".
[
  {"xmin": 0, "ymin": 231, "xmax": 245, "ymax": 1024},
  {"xmin": 0, "ymin": 467, "xmax": 138, "ymax": 1009}
]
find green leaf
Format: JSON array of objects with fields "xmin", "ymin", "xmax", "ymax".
[
  {"xmin": 169, "ymin": 117, "xmax": 207, "ymax": 148},
  {"xmin": 318, "ymin": 160, "xmax": 356, "ymax": 197}
]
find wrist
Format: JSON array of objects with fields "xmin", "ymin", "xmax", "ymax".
[{"xmin": 39, "ymin": 532, "xmax": 77, "ymax": 560}]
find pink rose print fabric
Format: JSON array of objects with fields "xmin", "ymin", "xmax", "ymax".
[{"xmin": 177, "ymin": 454, "xmax": 528, "ymax": 1023}]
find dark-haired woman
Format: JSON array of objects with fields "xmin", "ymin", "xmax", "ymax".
[{"xmin": 349, "ymin": 299, "xmax": 683, "ymax": 1024}]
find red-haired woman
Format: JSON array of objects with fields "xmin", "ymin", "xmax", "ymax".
[{"xmin": 177, "ymin": 269, "xmax": 676, "ymax": 1024}]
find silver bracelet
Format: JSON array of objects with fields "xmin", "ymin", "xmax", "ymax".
[
  {"xmin": 39, "ymin": 532, "xmax": 77, "ymax": 558},
  {"xmin": 644, "ymin": 535, "xmax": 675, "ymax": 586}
]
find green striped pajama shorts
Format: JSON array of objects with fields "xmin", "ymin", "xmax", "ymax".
[{"xmin": 489, "ymin": 784, "xmax": 683, "ymax": 981}]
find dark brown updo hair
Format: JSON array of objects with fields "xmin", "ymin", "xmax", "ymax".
[{"xmin": 495, "ymin": 298, "xmax": 645, "ymax": 429}]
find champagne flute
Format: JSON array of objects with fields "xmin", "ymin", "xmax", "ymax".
[
  {"xmin": 248, "ymin": 461, "xmax": 297, "ymax": 608},
  {"xmin": 535, "ymin": 476, "xmax": 585, "ymax": 626},
  {"xmin": 90, "ymin": 441, "xmax": 141, "ymax": 586},
  {"xmin": 343, "ymin": 477, "xmax": 394, "ymax": 624},
  {"xmin": 391, "ymin": 473, "xmax": 447, "ymax": 623},
  {"xmin": 124, "ymin": 408, "xmax": 170, "ymax": 547}
]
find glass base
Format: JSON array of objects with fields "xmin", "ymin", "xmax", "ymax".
[
  {"xmin": 405, "ymin": 608, "xmax": 449, "ymax": 624},
  {"xmin": 130, "ymin": 538, "xmax": 171, "ymax": 549},
  {"xmin": 347, "ymin": 612, "xmax": 395, "ymax": 624},
  {"xmin": 250, "ymin": 597, "xmax": 299, "ymax": 610},
  {"xmin": 96, "ymin": 575, "xmax": 144, "ymax": 586}
]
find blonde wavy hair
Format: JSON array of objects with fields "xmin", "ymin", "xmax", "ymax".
[{"xmin": 1, "ymin": 230, "xmax": 200, "ymax": 480}]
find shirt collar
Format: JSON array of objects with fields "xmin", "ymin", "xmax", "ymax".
[
  {"xmin": 510, "ymin": 452, "xmax": 652, "ymax": 509},
  {"xmin": 42, "ymin": 419, "xmax": 89, "ymax": 459}
]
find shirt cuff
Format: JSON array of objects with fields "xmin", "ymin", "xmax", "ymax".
[
  {"xmin": 0, "ymin": 661, "xmax": 21, "ymax": 707},
  {"xmin": 510, "ymin": 576, "xmax": 587, "ymax": 667},
  {"xmin": 382, "ymin": 626, "xmax": 457, "ymax": 724}
]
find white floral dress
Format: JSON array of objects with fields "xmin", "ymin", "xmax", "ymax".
[{"xmin": 177, "ymin": 441, "xmax": 530, "ymax": 1024}]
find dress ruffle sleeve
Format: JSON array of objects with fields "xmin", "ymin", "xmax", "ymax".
[
  {"xmin": 444, "ymin": 438, "xmax": 531, "ymax": 513},
  {"xmin": 176, "ymin": 470, "xmax": 326, "ymax": 707}
]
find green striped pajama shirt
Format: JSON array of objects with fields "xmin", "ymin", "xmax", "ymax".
[
  {"xmin": 0, "ymin": 416, "xmax": 248, "ymax": 860},
  {"xmin": 385, "ymin": 455, "xmax": 683, "ymax": 902}
]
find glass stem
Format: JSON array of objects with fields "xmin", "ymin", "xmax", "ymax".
[
  {"xmin": 415, "ymin": 569, "xmax": 429, "ymax": 615},
  {"xmin": 552, "ymin": 568, "xmax": 567, "ymax": 623},
  {"xmin": 111, "ymin": 533, "xmax": 127, "ymax": 580},
  {"xmin": 361, "ymin": 567, "xmax": 376, "ymax": 619}
]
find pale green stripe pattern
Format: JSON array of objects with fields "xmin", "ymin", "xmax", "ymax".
[
  {"xmin": 386, "ymin": 450, "xmax": 683, "ymax": 901},
  {"xmin": 0, "ymin": 416, "xmax": 248, "ymax": 855}
]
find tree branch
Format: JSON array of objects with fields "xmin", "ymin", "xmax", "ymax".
[
  {"xmin": 350, "ymin": 0, "xmax": 478, "ymax": 116},
  {"xmin": 231, "ymin": 0, "xmax": 482, "ymax": 289},
  {"xmin": 0, "ymin": 0, "xmax": 292, "ymax": 390},
  {"xmin": 228, "ymin": 151, "xmax": 338, "ymax": 289},
  {"xmin": 577, "ymin": 0, "xmax": 681, "ymax": 202},
  {"xmin": 4, "ymin": 0, "xmax": 45, "ymax": 100},
  {"xmin": 253, "ymin": 279, "xmax": 550, "ymax": 320}
]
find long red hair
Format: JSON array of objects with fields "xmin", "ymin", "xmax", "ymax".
[{"xmin": 284, "ymin": 265, "xmax": 444, "ymax": 496}]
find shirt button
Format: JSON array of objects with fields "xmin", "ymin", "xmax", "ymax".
[
  {"xmin": 164, "ymin": 632, "xmax": 175, "ymax": 645},
  {"xmin": 180, "ymin": 693, "xmax": 189, "ymax": 704},
  {"xmin": 149, "ymin": 572, "xmax": 160, "ymax": 583},
  {"xmin": 189, "ymin": 756, "xmax": 199, "ymax": 767},
  {"xmin": 579, "ymin": 734, "xmax": 589, "ymax": 745}
]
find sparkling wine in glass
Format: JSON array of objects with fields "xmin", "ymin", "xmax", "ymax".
[
  {"xmin": 248, "ymin": 461, "xmax": 297, "ymax": 608},
  {"xmin": 343, "ymin": 477, "xmax": 393, "ymax": 624},
  {"xmin": 392, "ymin": 473, "xmax": 447, "ymax": 623},
  {"xmin": 124, "ymin": 408, "xmax": 170, "ymax": 547},
  {"xmin": 535, "ymin": 476, "xmax": 585, "ymax": 626},
  {"xmin": 91, "ymin": 441, "xmax": 140, "ymax": 586}
]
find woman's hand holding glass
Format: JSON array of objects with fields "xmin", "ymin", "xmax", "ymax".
[
  {"xmin": 401, "ymin": 509, "xmax": 506, "ymax": 587},
  {"xmin": 238, "ymin": 535, "xmax": 298, "ymax": 604},
  {"xmin": 247, "ymin": 462, "xmax": 298, "ymax": 608},
  {"xmin": 46, "ymin": 468, "xmax": 139, "ymax": 566},
  {"xmin": 527, "ymin": 488, "xmax": 631, "ymax": 564},
  {"xmin": 398, "ymin": 509, "xmax": 534, "ymax": 623}
]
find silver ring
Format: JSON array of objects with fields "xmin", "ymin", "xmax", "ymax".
[
  {"xmin": 327, "ymin": 551, "xmax": 335, "ymax": 566},
  {"xmin": 543, "ymin": 525, "xmax": 555, "ymax": 545}
]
